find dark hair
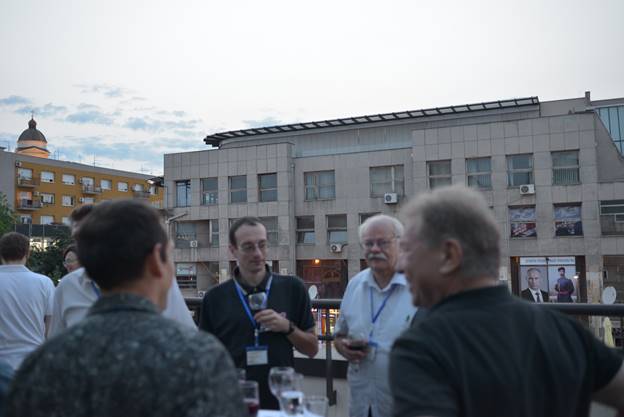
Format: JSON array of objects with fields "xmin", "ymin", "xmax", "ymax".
[
  {"xmin": 558, "ymin": 267, "xmax": 566, "ymax": 272},
  {"xmin": 70, "ymin": 204, "xmax": 95, "ymax": 225},
  {"xmin": 0, "ymin": 232, "xmax": 30, "ymax": 262},
  {"xmin": 229, "ymin": 216, "xmax": 264, "ymax": 246},
  {"xmin": 75, "ymin": 200, "xmax": 168, "ymax": 290},
  {"xmin": 63, "ymin": 244, "xmax": 78, "ymax": 260}
]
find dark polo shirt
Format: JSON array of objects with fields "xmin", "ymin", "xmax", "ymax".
[
  {"xmin": 200, "ymin": 271, "xmax": 315, "ymax": 409},
  {"xmin": 390, "ymin": 285, "xmax": 623, "ymax": 417}
]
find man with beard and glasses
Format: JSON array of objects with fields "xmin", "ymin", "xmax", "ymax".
[{"xmin": 334, "ymin": 214, "xmax": 417, "ymax": 417}]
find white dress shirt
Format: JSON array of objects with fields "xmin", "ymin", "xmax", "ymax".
[
  {"xmin": 0, "ymin": 265, "xmax": 55, "ymax": 370},
  {"xmin": 335, "ymin": 269, "xmax": 417, "ymax": 417},
  {"xmin": 49, "ymin": 268, "xmax": 196, "ymax": 337}
]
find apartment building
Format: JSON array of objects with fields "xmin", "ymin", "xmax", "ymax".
[
  {"xmin": 0, "ymin": 118, "xmax": 163, "ymax": 245},
  {"xmin": 164, "ymin": 92, "xmax": 624, "ymax": 304}
]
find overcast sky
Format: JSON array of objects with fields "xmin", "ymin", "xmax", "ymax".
[{"xmin": 1, "ymin": 0, "xmax": 623, "ymax": 174}]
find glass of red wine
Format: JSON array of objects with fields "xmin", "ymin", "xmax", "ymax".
[
  {"xmin": 239, "ymin": 380, "xmax": 260, "ymax": 417},
  {"xmin": 347, "ymin": 330, "xmax": 369, "ymax": 372}
]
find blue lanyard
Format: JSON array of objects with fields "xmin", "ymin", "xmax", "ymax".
[
  {"xmin": 234, "ymin": 275, "xmax": 273, "ymax": 344},
  {"xmin": 91, "ymin": 281, "xmax": 101, "ymax": 298},
  {"xmin": 369, "ymin": 284, "xmax": 395, "ymax": 340}
]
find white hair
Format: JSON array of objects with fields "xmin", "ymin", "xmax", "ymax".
[{"xmin": 358, "ymin": 214, "xmax": 404, "ymax": 243}]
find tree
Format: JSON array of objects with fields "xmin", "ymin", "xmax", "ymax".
[
  {"xmin": 0, "ymin": 192, "xmax": 16, "ymax": 236},
  {"xmin": 27, "ymin": 228, "xmax": 72, "ymax": 285}
]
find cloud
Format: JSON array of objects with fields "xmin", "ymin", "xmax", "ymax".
[
  {"xmin": 242, "ymin": 116, "xmax": 283, "ymax": 128},
  {"xmin": 123, "ymin": 116, "xmax": 201, "ymax": 132},
  {"xmin": 75, "ymin": 83, "xmax": 131, "ymax": 98},
  {"xmin": 0, "ymin": 95, "xmax": 31, "ymax": 106},
  {"xmin": 65, "ymin": 110, "xmax": 114, "ymax": 125},
  {"xmin": 77, "ymin": 103, "xmax": 100, "ymax": 110},
  {"xmin": 15, "ymin": 103, "xmax": 68, "ymax": 117}
]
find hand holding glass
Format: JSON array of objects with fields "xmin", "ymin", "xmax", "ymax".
[{"xmin": 248, "ymin": 292, "xmax": 268, "ymax": 331}]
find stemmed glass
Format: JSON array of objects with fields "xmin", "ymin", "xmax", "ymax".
[
  {"xmin": 268, "ymin": 366, "xmax": 295, "ymax": 400},
  {"xmin": 248, "ymin": 292, "xmax": 268, "ymax": 331},
  {"xmin": 347, "ymin": 330, "xmax": 369, "ymax": 372},
  {"xmin": 278, "ymin": 373, "xmax": 304, "ymax": 415},
  {"xmin": 304, "ymin": 395, "xmax": 329, "ymax": 417}
]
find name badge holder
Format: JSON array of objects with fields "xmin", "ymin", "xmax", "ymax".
[
  {"xmin": 236, "ymin": 276, "xmax": 273, "ymax": 366},
  {"xmin": 367, "ymin": 284, "xmax": 396, "ymax": 360}
]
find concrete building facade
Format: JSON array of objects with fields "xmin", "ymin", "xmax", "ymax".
[{"xmin": 164, "ymin": 92, "xmax": 624, "ymax": 304}]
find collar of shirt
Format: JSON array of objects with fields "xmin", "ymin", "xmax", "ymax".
[
  {"xmin": 233, "ymin": 265, "xmax": 271, "ymax": 294},
  {"xmin": 364, "ymin": 269, "xmax": 407, "ymax": 292},
  {"xmin": 0, "ymin": 265, "xmax": 29, "ymax": 273},
  {"xmin": 88, "ymin": 293, "xmax": 160, "ymax": 318},
  {"xmin": 431, "ymin": 285, "xmax": 510, "ymax": 314}
]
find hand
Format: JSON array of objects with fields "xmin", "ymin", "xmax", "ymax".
[
  {"xmin": 254, "ymin": 309, "xmax": 290, "ymax": 333},
  {"xmin": 334, "ymin": 336, "xmax": 368, "ymax": 363}
]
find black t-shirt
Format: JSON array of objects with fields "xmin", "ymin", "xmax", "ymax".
[
  {"xmin": 390, "ymin": 285, "xmax": 623, "ymax": 417},
  {"xmin": 200, "ymin": 273, "xmax": 315, "ymax": 409}
]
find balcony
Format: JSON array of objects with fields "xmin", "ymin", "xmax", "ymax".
[
  {"xmin": 17, "ymin": 199, "xmax": 42, "ymax": 210},
  {"xmin": 81, "ymin": 184, "xmax": 102, "ymax": 195},
  {"xmin": 16, "ymin": 177, "xmax": 39, "ymax": 188},
  {"xmin": 133, "ymin": 190, "xmax": 151, "ymax": 199}
]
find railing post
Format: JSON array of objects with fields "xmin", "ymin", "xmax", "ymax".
[{"xmin": 324, "ymin": 307, "xmax": 337, "ymax": 406}]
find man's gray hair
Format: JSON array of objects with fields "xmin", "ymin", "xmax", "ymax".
[
  {"xmin": 526, "ymin": 267, "xmax": 541, "ymax": 278},
  {"xmin": 400, "ymin": 185, "xmax": 501, "ymax": 279},
  {"xmin": 358, "ymin": 214, "xmax": 404, "ymax": 243}
]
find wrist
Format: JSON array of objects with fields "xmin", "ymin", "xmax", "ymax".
[{"xmin": 284, "ymin": 320, "xmax": 295, "ymax": 335}]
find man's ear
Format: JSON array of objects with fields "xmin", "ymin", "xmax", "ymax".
[
  {"xmin": 146, "ymin": 243, "xmax": 166, "ymax": 279},
  {"xmin": 439, "ymin": 239, "xmax": 462, "ymax": 275}
]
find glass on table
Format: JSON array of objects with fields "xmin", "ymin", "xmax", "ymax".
[
  {"xmin": 278, "ymin": 372, "xmax": 305, "ymax": 415},
  {"xmin": 304, "ymin": 395, "xmax": 329, "ymax": 417},
  {"xmin": 239, "ymin": 380, "xmax": 260, "ymax": 417},
  {"xmin": 268, "ymin": 366, "xmax": 295, "ymax": 399}
]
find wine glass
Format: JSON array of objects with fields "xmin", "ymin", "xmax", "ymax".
[
  {"xmin": 346, "ymin": 330, "xmax": 369, "ymax": 372},
  {"xmin": 278, "ymin": 372, "xmax": 304, "ymax": 415},
  {"xmin": 239, "ymin": 380, "xmax": 260, "ymax": 417},
  {"xmin": 268, "ymin": 366, "xmax": 295, "ymax": 399},
  {"xmin": 248, "ymin": 292, "xmax": 268, "ymax": 331}
]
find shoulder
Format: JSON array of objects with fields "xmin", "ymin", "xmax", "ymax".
[
  {"xmin": 348, "ymin": 269, "xmax": 369, "ymax": 287},
  {"xmin": 205, "ymin": 279, "xmax": 235, "ymax": 298},
  {"xmin": 56, "ymin": 268, "xmax": 86, "ymax": 289},
  {"xmin": 272, "ymin": 274, "xmax": 307, "ymax": 292}
]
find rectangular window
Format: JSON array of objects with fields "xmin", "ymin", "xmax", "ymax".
[
  {"xmin": 552, "ymin": 151, "xmax": 580, "ymax": 185},
  {"xmin": 40, "ymin": 193, "xmax": 54, "ymax": 204},
  {"xmin": 327, "ymin": 214, "xmax": 347, "ymax": 244},
  {"xmin": 41, "ymin": 171, "xmax": 55, "ymax": 183},
  {"xmin": 175, "ymin": 222, "xmax": 196, "ymax": 248},
  {"xmin": 17, "ymin": 168, "xmax": 32, "ymax": 180},
  {"xmin": 509, "ymin": 206, "xmax": 537, "ymax": 238},
  {"xmin": 81, "ymin": 177, "xmax": 94, "ymax": 186},
  {"xmin": 359, "ymin": 213, "xmax": 380, "ymax": 224},
  {"xmin": 118, "ymin": 182, "xmax": 128, "ymax": 192},
  {"xmin": 61, "ymin": 195, "xmax": 74, "ymax": 207},
  {"xmin": 466, "ymin": 157, "xmax": 492, "ymax": 189},
  {"xmin": 507, "ymin": 154, "xmax": 534, "ymax": 187},
  {"xmin": 133, "ymin": 184, "xmax": 144, "ymax": 192},
  {"xmin": 175, "ymin": 263, "xmax": 197, "ymax": 289},
  {"xmin": 229, "ymin": 175, "xmax": 247, "ymax": 203},
  {"xmin": 176, "ymin": 180, "xmax": 191, "ymax": 207},
  {"xmin": 20, "ymin": 215, "xmax": 32, "ymax": 224},
  {"xmin": 599, "ymin": 200, "xmax": 624, "ymax": 235},
  {"xmin": 61, "ymin": 217, "xmax": 70, "ymax": 225},
  {"xmin": 201, "ymin": 177, "xmax": 218, "ymax": 205},
  {"xmin": 428, "ymin": 160, "xmax": 452, "ymax": 189},
  {"xmin": 62, "ymin": 174, "xmax": 75, "ymax": 185},
  {"xmin": 209, "ymin": 219, "xmax": 219, "ymax": 247},
  {"xmin": 305, "ymin": 171, "xmax": 335, "ymax": 201},
  {"xmin": 554, "ymin": 204, "xmax": 583, "ymax": 236},
  {"xmin": 40, "ymin": 215, "xmax": 54, "ymax": 225},
  {"xmin": 100, "ymin": 179, "xmax": 112, "ymax": 190},
  {"xmin": 149, "ymin": 185, "xmax": 157, "ymax": 195},
  {"xmin": 259, "ymin": 217, "xmax": 278, "ymax": 245},
  {"xmin": 296, "ymin": 216, "xmax": 315, "ymax": 244},
  {"xmin": 81, "ymin": 197, "xmax": 95, "ymax": 204},
  {"xmin": 370, "ymin": 165, "xmax": 404, "ymax": 197},
  {"xmin": 259, "ymin": 173, "xmax": 278, "ymax": 202}
]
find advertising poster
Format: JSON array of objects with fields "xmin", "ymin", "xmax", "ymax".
[{"xmin": 519, "ymin": 257, "xmax": 577, "ymax": 302}]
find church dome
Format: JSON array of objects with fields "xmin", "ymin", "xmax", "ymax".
[{"xmin": 17, "ymin": 118, "xmax": 47, "ymax": 143}]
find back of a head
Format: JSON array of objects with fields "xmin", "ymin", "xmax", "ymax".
[
  {"xmin": 69, "ymin": 204, "xmax": 94, "ymax": 227},
  {"xmin": 0, "ymin": 232, "xmax": 30, "ymax": 263},
  {"xmin": 74, "ymin": 200, "xmax": 168, "ymax": 290},
  {"xmin": 401, "ymin": 185, "xmax": 501, "ymax": 279}
]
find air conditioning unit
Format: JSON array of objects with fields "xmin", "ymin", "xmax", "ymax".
[
  {"xmin": 197, "ymin": 291, "xmax": 206, "ymax": 298},
  {"xmin": 519, "ymin": 184, "xmax": 535, "ymax": 195},
  {"xmin": 384, "ymin": 193, "xmax": 398, "ymax": 204},
  {"xmin": 329, "ymin": 243, "xmax": 344, "ymax": 253},
  {"xmin": 189, "ymin": 240, "xmax": 198, "ymax": 248},
  {"xmin": 15, "ymin": 161, "xmax": 22, "ymax": 167}
]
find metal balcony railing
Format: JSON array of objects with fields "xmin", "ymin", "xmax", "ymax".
[
  {"xmin": 16, "ymin": 177, "xmax": 39, "ymax": 187},
  {"xmin": 17, "ymin": 199, "xmax": 42, "ymax": 210},
  {"xmin": 81, "ymin": 184, "xmax": 102, "ymax": 194}
]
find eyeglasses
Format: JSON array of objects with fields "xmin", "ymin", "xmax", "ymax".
[
  {"xmin": 63, "ymin": 258, "xmax": 79, "ymax": 266},
  {"xmin": 239, "ymin": 240, "xmax": 268, "ymax": 253},
  {"xmin": 361, "ymin": 237, "xmax": 397, "ymax": 250}
]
